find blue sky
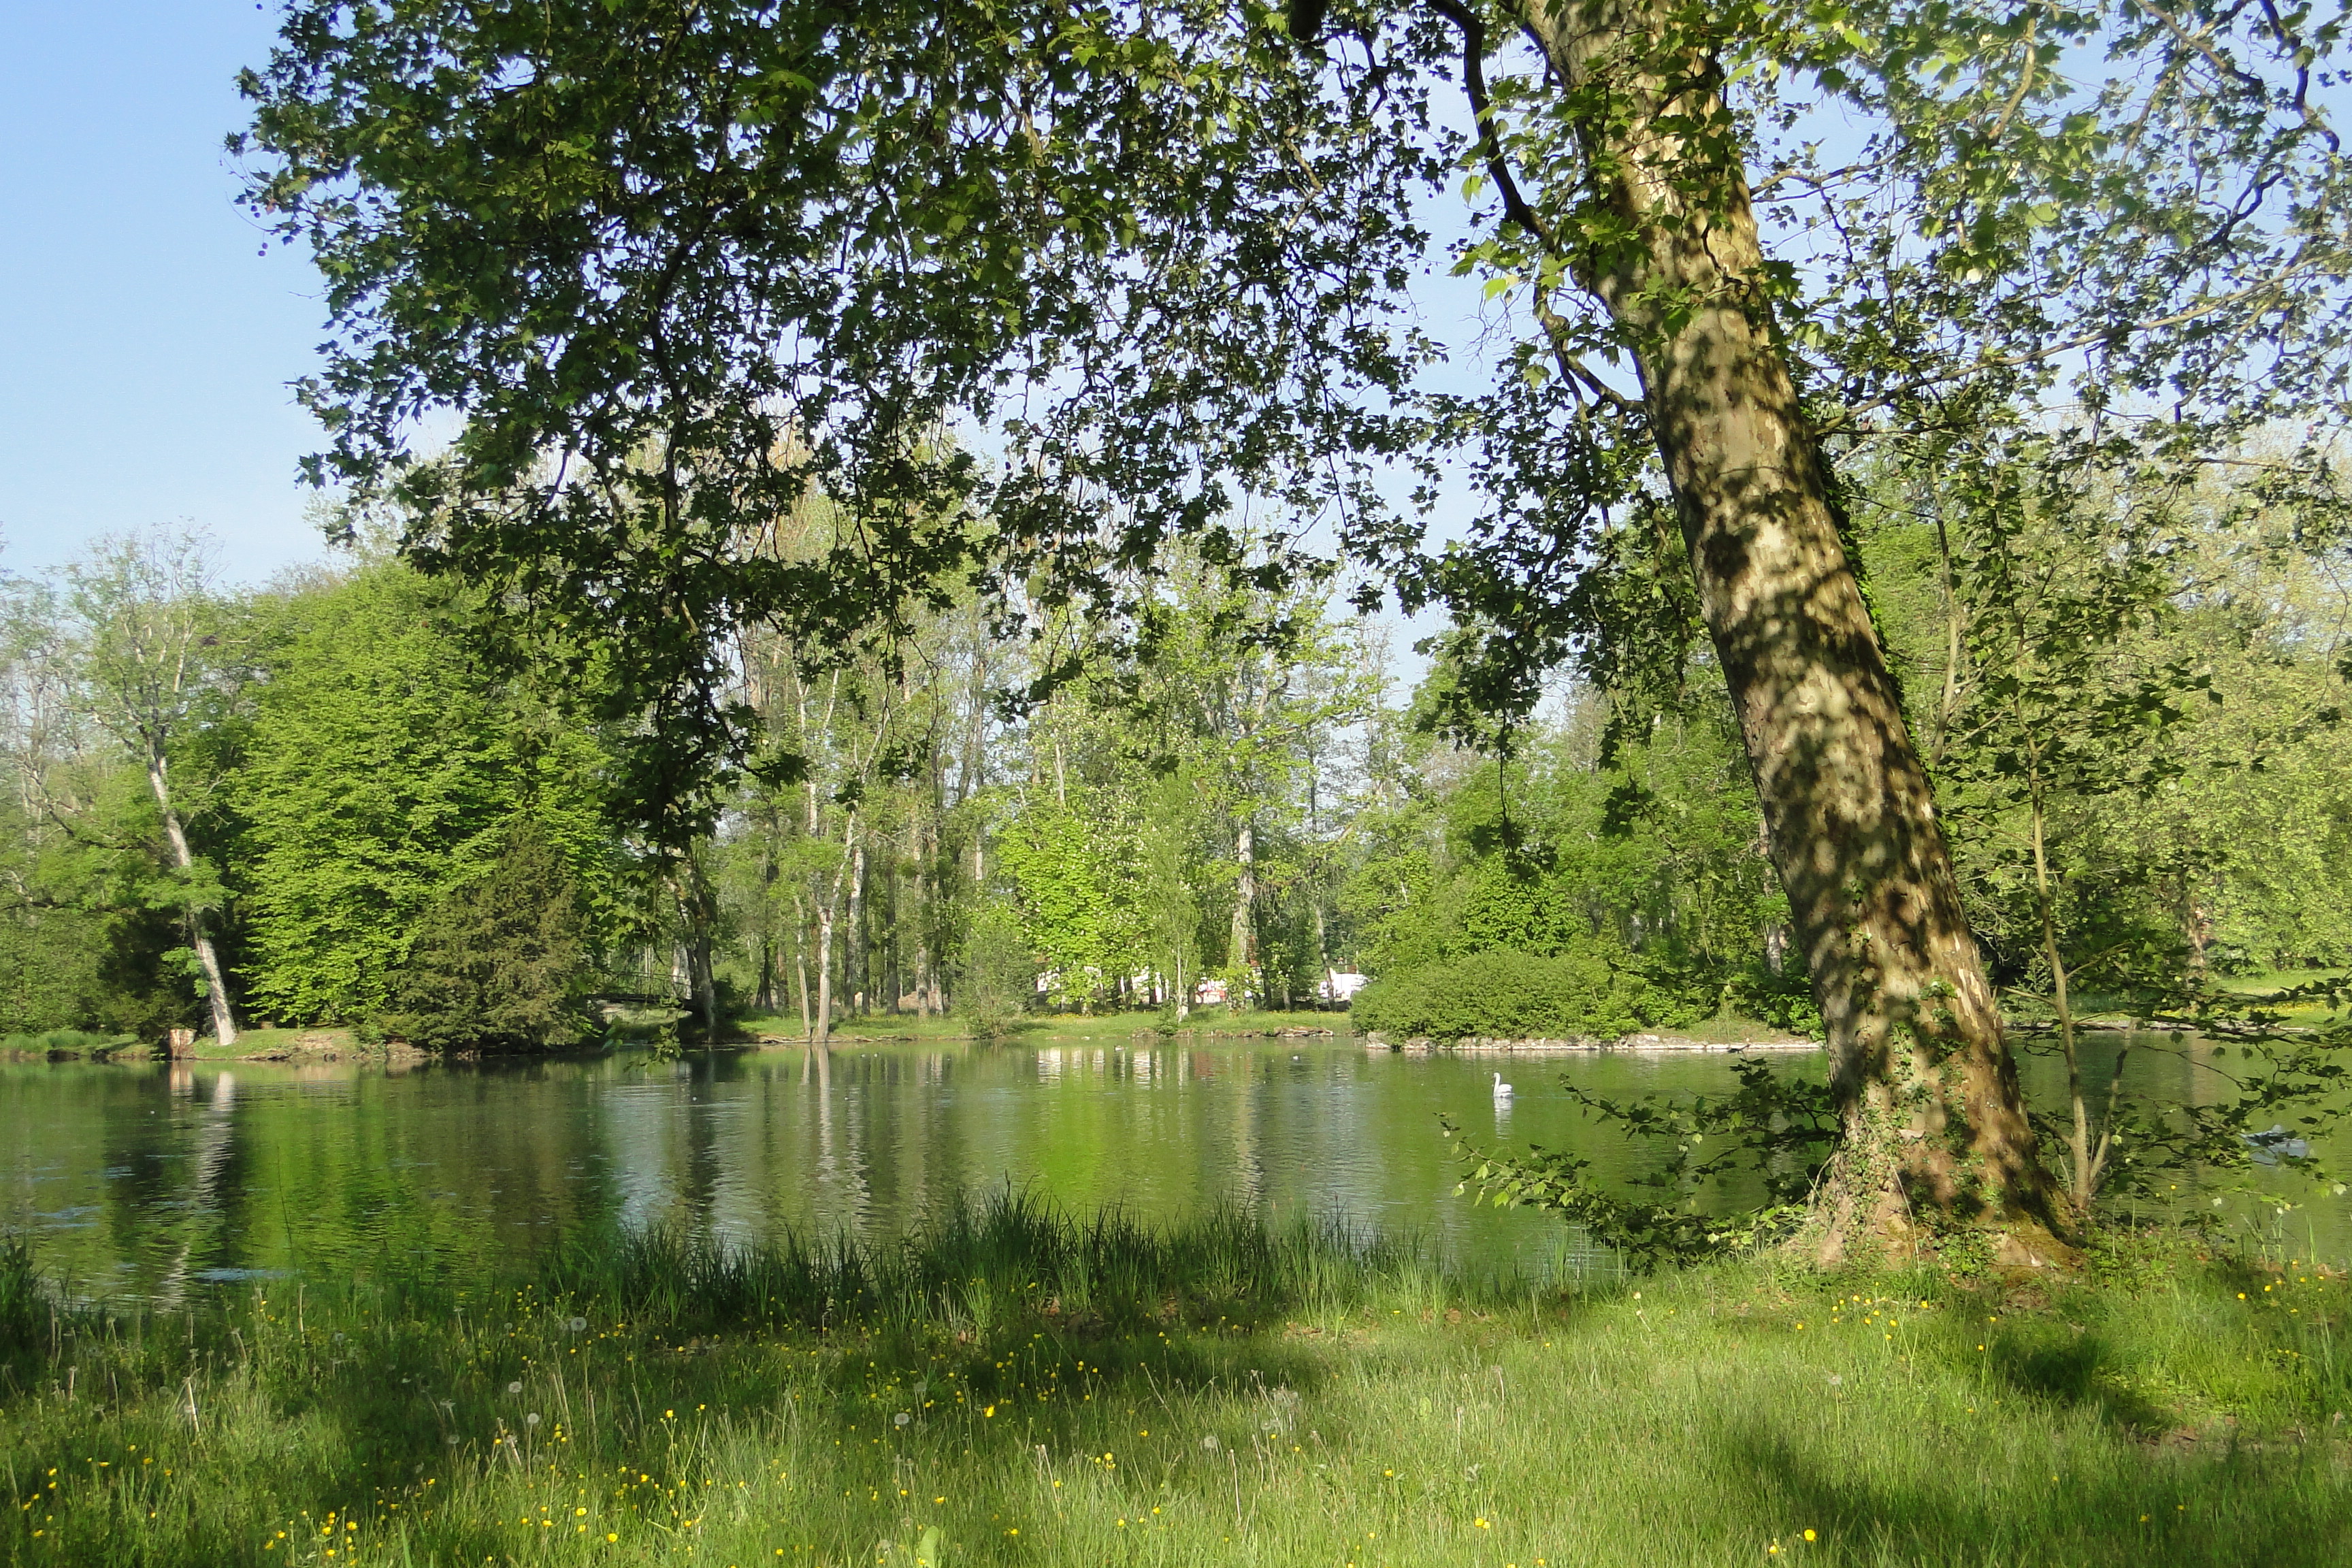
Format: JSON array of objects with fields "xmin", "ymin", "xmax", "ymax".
[
  {"xmin": 0, "ymin": 3, "xmax": 328, "ymax": 583},
  {"xmin": 0, "ymin": 5, "xmax": 1501, "ymax": 608}
]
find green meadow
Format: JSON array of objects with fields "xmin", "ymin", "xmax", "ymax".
[{"xmin": 5, "ymin": 1197, "xmax": 2347, "ymax": 1568}]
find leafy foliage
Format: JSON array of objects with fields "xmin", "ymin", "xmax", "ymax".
[
  {"xmin": 0, "ymin": 534, "xmax": 253, "ymax": 1040},
  {"xmin": 1352, "ymin": 947, "xmax": 1659, "ymax": 1041},
  {"xmin": 994, "ymin": 793, "xmax": 1153, "ymax": 1011},
  {"xmin": 378, "ymin": 821, "xmax": 596, "ymax": 1052},
  {"xmin": 1342, "ymin": 670, "xmax": 1803, "ymax": 1026},
  {"xmin": 951, "ymin": 904, "xmax": 1036, "ymax": 1039},
  {"xmin": 1442, "ymin": 1056, "xmax": 1838, "ymax": 1268},
  {"xmin": 240, "ymin": 564, "xmax": 622, "ymax": 1024}
]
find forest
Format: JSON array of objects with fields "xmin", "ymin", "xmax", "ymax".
[{"xmin": 7, "ymin": 439, "xmax": 2347, "ymax": 1056}]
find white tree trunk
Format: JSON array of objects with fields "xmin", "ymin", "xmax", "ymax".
[
  {"xmin": 147, "ymin": 749, "xmax": 237, "ymax": 1047},
  {"xmin": 1230, "ymin": 817, "xmax": 1257, "ymax": 1006},
  {"xmin": 847, "ymin": 838, "xmax": 866, "ymax": 1015},
  {"xmin": 792, "ymin": 891, "xmax": 813, "ymax": 1042},
  {"xmin": 814, "ymin": 902, "xmax": 836, "ymax": 1047}
]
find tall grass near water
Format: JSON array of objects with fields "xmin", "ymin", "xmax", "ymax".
[
  {"xmin": 542, "ymin": 1193, "xmax": 1456, "ymax": 1338},
  {"xmin": 0, "ymin": 1030, "xmax": 128, "ymax": 1059},
  {"xmin": 3, "ymin": 1196, "xmax": 2349, "ymax": 1568}
]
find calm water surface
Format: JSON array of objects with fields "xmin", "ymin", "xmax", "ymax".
[{"xmin": 3, "ymin": 1031, "xmax": 2342, "ymax": 1302}]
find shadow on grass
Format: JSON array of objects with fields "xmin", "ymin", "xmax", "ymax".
[
  {"xmin": 9, "ymin": 1192, "xmax": 1456, "ymax": 1565},
  {"xmin": 1716, "ymin": 1416, "xmax": 2348, "ymax": 1568},
  {"xmin": 1980, "ymin": 1325, "xmax": 2177, "ymax": 1433},
  {"xmin": 195, "ymin": 1194, "xmax": 1442, "ymax": 1567}
]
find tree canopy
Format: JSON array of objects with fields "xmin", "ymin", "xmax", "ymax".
[
  {"xmin": 234, "ymin": 0, "xmax": 2350, "ymax": 698},
  {"xmin": 233, "ymin": 0, "xmax": 2352, "ymax": 1253}
]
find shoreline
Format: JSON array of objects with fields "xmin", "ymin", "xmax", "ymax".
[
  {"xmin": 1, "ymin": 1020, "xmax": 1363, "ymax": 1066},
  {"xmin": 32, "ymin": 1017, "xmax": 2240, "ymax": 1065},
  {"xmin": 1366, "ymin": 1030, "xmax": 1820, "ymax": 1055}
]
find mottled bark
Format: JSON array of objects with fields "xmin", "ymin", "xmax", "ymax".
[{"xmin": 1503, "ymin": 0, "xmax": 2065, "ymax": 1256}]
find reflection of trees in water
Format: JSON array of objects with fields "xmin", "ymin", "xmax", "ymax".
[
  {"xmin": 676, "ymin": 1054, "xmax": 725, "ymax": 1244},
  {"xmin": 2013, "ymin": 1030, "xmax": 2322, "ymax": 1224},
  {"xmin": 1228, "ymin": 1054, "xmax": 1267, "ymax": 1209},
  {"xmin": 607, "ymin": 1058, "xmax": 700, "ymax": 1239},
  {"xmin": 12, "ymin": 1039, "xmax": 2346, "ymax": 1300},
  {"xmin": 146, "ymin": 1068, "xmax": 240, "ymax": 1307},
  {"xmin": 808, "ymin": 1044, "xmax": 876, "ymax": 1233}
]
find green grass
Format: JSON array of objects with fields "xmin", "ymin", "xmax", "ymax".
[
  {"xmin": 2214, "ymin": 968, "xmax": 2348, "ymax": 994},
  {"xmin": 195, "ymin": 1028, "xmax": 371, "ymax": 1061},
  {"xmin": 0, "ymin": 1030, "xmax": 135, "ymax": 1059},
  {"xmin": 2023, "ymin": 968, "xmax": 2351, "ymax": 1028},
  {"xmin": 2208, "ymin": 970, "xmax": 2351, "ymax": 1026},
  {"xmin": 3, "ymin": 1200, "xmax": 2348, "ymax": 1568},
  {"xmin": 7, "ymin": 1027, "xmax": 382, "ymax": 1063},
  {"xmin": 1639, "ymin": 1013, "xmax": 1816, "ymax": 1044}
]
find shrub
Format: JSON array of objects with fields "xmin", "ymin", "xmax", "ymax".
[
  {"xmin": 1722, "ymin": 964, "xmax": 1824, "ymax": 1036},
  {"xmin": 378, "ymin": 820, "xmax": 595, "ymax": 1051},
  {"xmin": 1350, "ymin": 948, "xmax": 1659, "ymax": 1041},
  {"xmin": 954, "ymin": 902, "xmax": 1034, "ymax": 1038},
  {"xmin": 0, "ymin": 1237, "xmax": 39, "ymax": 1356}
]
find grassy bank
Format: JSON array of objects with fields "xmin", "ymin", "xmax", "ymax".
[
  {"xmin": 1, "ymin": 1027, "xmax": 379, "ymax": 1064},
  {"xmin": 731, "ymin": 1010, "xmax": 1351, "ymax": 1045},
  {"xmin": 4, "ymin": 1200, "xmax": 2349, "ymax": 1568}
]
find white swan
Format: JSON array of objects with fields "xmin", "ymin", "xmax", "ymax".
[{"xmin": 1492, "ymin": 1071, "xmax": 1514, "ymax": 1100}]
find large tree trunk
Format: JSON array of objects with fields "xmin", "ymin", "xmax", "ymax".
[
  {"xmin": 677, "ymin": 860, "xmax": 719, "ymax": 1044},
  {"xmin": 146, "ymin": 749, "xmax": 238, "ymax": 1048},
  {"xmin": 1508, "ymin": 0, "xmax": 2065, "ymax": 1258}
]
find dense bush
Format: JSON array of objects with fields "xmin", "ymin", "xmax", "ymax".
[
  {"xmin": 377, "ymin": 821, "xmax": 595, "ymax": 1051},
  {"xmin": 1721, "ymin": 964, "xmax": 1824, "ymax": 1036},
  {"xmin": 953, "ymin": 903, "xmax": 1036, "ymax": 1036},
  {"xmin": 1350, "ymin": 948, "xmax": 1661, "ymax": 1041}
]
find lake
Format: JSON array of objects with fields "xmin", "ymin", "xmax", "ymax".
[{"xmin": 3, "ymin": 1030, "xmax": 2342, "ymax": 1302}]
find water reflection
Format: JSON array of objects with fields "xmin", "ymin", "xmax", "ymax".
[{"xmin": 3, "ymin": 1033, "xmax": 2342, "ymax": 1302}]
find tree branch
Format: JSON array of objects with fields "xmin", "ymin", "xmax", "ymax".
[
  {"xmin": 1422, "ymin": 0, "xmax": 1553, "ymax": 249},
  {"xmin": 1826, "ymin": 263, "xmax": 2320, "ymax": 427}
]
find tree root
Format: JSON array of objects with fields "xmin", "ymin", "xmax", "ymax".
[{"xmin": 1793, "ymin": 1139, "xmax": 2082, "ymax": 1273}]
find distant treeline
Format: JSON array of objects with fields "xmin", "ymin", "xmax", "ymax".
[{"xmin": 3, "ymin": 450, "xmax": 2347, "ymax": 1047}]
